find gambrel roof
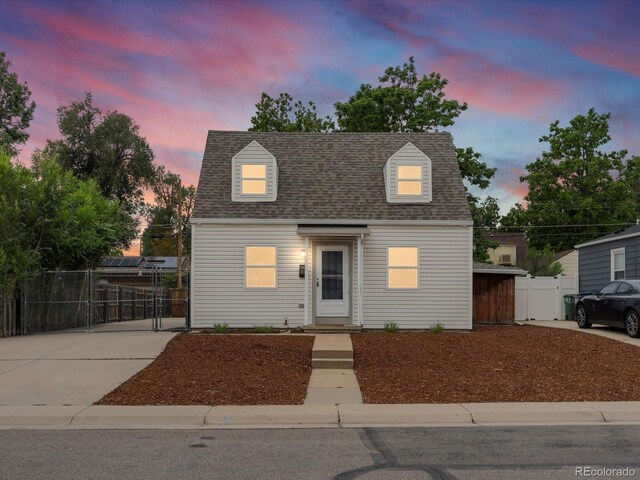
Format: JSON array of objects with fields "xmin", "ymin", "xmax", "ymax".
[{"xmin": 192, "ymin": 131, "xmax": 471, "ymax": 221}]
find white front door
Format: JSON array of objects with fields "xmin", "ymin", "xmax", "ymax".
[{"xmin": 315, "ymin": 245, "xmax": 350, "ymax": 317}]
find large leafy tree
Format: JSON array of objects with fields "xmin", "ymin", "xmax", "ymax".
[
  {"xmin": 509, "ymin": 108, "xmax": 637, "ymax": 251},
  {"xmin": 249, "ymin": 92, "xmax": 334, "ymax": 132},
  {"xmin": 334, "ymin": 57, "xmax": 467, "ymax": 132},
  {"xmin": 141, "ymin": 166, "xmax": 195, "ymax": 256},
  {"xmin": 0, "ymin": 149, "xmax": 133, "ymax": 294},
  {"xmin": 0, "ymin": 52, "xmax": 36, "ymax": 157},
  {"xmin": 249, "ymin": 58, "xmax": 496, "ymax": 261},
  {"xmin": 44, "ymin": 93, "xmax": 156, "ymax": 216}
]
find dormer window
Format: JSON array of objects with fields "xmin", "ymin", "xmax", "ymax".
[
  {"xmin": 232, "ymin": 140, "xmax": 278, "ymax": 202},
  {"xmin": 242, "ymin": 164, "xmax": 267, "ymax": 194},
  {"xmin": 397, "ymin": 165, "xmax": 422, "ymax": 196},
  {"xmin": 383, "ymin": 142, "xmax": 432, "ymax": 203}
]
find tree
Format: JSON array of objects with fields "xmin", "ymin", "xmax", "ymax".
[
  {"xmin": 517, "ymin": 248, "xmax": 563, "ymax": 277},
  {"xmin": 334, "ymin": 56, "xmax": 467, "ymax": 133},
  {"xmin": 0, "ymin": 52, "xmax": 36, "ymax": 157},
  {"xmin": 141, "ymin": 166, "xmax": 195, "ymax": 256},
  {"xmin": 249, "ymin": 92, "xmax": 334, "ymax": 132},
  {"xmin": 44, "ymin": 93, "xmax": 156, "ymax": 216},
  {"xmin": 249, "ymin": 58, "xmax": 497, "ymax": 261},
  {"xmin": 469, "ymin": 196, "xmax": 500, "ymax": 263},
  {"xmin": 0, "ymin": 149, "xmax": 133, "ymax": 295},
  {"xmin": 515, "ymin": 108, "xmax": 637, "ymax": 251}
]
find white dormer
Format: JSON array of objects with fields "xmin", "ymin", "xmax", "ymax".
[
  {"xmin": 383, "ymin": 142, "xmax": 432, "ymax": 203},
  {"xmin": 231, "ymin": 140, "xmax": 278, "ymax": 202}
]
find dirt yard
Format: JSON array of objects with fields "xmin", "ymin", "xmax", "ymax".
[
  {"xmin": 352, "ymin": 325, "xmax": 640, "ymax": 403},
  {"xmin": 98, "ymin": 334, "xmax": 315, "ymax": 405}
]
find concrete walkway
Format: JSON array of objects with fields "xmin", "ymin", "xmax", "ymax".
[
  {"xmin": 530, "ymin": 320, "xmax": 640, "ymax": 346},
  {"xmin": 304, "ymin": 334, "xmax": 362, "ymax": 405},
  {"xmin": 3, "ymin": 401, "xmax": 640, "ymax": 428},
  {"xmin": 0, "ymin": 331, "xmax": 175, "ymax": 405}
]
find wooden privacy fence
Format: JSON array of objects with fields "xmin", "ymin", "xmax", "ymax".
[
  {"xmin": 473, "ymin": 273, "xmax": 516, "ymax": 325},
  {"xmin": 1, "ymin": 294, "xmax": 18, "ymax": 338}
]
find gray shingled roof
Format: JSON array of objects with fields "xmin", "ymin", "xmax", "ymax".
[{"xmin": 193, "ymin": 131, "xmax": 471, "ymax": 221}]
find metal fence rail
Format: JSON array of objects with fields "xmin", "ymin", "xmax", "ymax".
[
  {"xmin": 20, "ymin": 269, "xmax": 189, "ymax": 334},
  {"xmin": 1, "ymin": 294, "xmax": 18, "ymax": 338}
]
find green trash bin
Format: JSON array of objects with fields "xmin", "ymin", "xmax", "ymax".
[{"xmin": 564, "ymin": 294, "xmax": 575, "ymax": 320}]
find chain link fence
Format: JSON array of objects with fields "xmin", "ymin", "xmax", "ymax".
[{"xmin": 21, "ymin": 269, "xmax": 189, "ymax": 334}]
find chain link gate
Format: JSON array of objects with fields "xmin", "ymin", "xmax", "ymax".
[{"xmin": 22, "ymin": 269, "xmax": 189, "ymax": 334}]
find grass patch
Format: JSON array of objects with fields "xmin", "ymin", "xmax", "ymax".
[
  {"xmin": 430, "ymin": 322, "xmax": 444, "ymax": 334},
  {"xmin": 384, "ymin": 321, "xmax": 399, "ymax": 333},
  {"xmin": 212, "ymin": 323, "xmax": 229, "ymax": 333}
]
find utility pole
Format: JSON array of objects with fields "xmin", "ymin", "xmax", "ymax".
[{"xmin": 176, "ymin": 176, "xmax": 183, "ymax": 290}]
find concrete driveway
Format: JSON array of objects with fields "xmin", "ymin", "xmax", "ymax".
[
  {"xmin": 531, "ymin": 320, "xmax": 640, "ymax": 346},
  {"xmin": 0, "ymin": 332, "xmax": 176, "ymax": 406}
]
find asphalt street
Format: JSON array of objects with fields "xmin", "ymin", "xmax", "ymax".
[{"xmin": 1, "ymin": 425, "xmax": 639, "ymax": 480}]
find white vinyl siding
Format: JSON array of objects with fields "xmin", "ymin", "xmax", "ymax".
[
  {"xmin": 363, "ymin": 225, "xmax": 471, "ymax": 329},
  {"xmin": 611, "ymin": 247, "xmax": 625, "ymax": 280},
  {"xmin": 193, "ymin": 224, "xmax": 305, "ymax": 327},
  {"xmin": 192, "ymin": 223, "xmax": 471, "ymax": 330},
  {"xmin": 384, "ymin": 142, "xmax": 432, "ymax": 203},
  {"xmin": 232, "ymin": 140, "xmax": 278, "ymax": 202}
]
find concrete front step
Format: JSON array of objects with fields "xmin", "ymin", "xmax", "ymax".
[
  {"xmin": 312, "ymin": 358, "xmax": 354, "ymax": 369},
  {"xmin": 304, "ymin": 325, "xmax": 362, "ymax": 333},
  {"xmin": 312, "ymin": 348, "xmax": 353, "ymax": 359}
]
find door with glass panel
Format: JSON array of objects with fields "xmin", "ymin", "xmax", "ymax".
[{"xmin": 315, "ymin": 245, "xmax": 350, "ymax": 318}]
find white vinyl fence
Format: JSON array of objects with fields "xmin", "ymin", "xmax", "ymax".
[{"xmin": 515, "ymin": 275, "xmax": 578, "ymax": 321}]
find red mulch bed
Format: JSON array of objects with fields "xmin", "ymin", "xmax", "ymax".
[
  {"xmin": 97, "ymin": 334, "xmax": 314, "ymax": 406},
  {"xmin": 352, "ymin": 325, "xmax": 640, "ymax": 403}
]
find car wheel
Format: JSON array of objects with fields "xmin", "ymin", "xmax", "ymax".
[
  {"xmin": 576, "ymin": 305, "xmax": 592, "ymax": 329},
  {"xmin": 624, "ymin": 310, "xmax": 640, "ymax": 338}
]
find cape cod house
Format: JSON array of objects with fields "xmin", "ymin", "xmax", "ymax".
[{"xmin": 190, "ymin": 132, "xmax": 473, "ymax": 330}]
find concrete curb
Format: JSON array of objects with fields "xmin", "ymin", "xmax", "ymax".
[{"xmin": 2, "ymin": 402, "xmax": 640, "ymax": 428}]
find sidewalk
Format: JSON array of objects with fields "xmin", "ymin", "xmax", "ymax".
[{"xmin": 2, "ymin": 402, "xmax": 640, "ymax": 429}]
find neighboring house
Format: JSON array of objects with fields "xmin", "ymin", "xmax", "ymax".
[
  {"xmin": 486, "ymin": 232, "xmax": 528, "ymax": 266},
  {"xmin": 576, "ymin": 224, "xmax": 640, "ymax": 293},
  {"xmin": 190, "ymin": 131, "xmax": 473, "ymax": 330},
  {"xmin": 554, "ymin": 249, "xmax": 578, "ymax": 277}
]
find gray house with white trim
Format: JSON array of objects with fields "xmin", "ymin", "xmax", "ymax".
[
  {"xmin": 576, "ymin": 224, "xmax": 640, "ymax": 293},
  {"xmin": 190, "ymin": 131, "xmax": 473, "ymax": 330}
]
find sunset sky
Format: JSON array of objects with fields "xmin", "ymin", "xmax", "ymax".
[{"xmin": 2, "ymin": 0, "xmax": 639, "ymax": 213}]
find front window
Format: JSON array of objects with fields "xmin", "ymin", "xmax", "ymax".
[
  {"xmin": 245, "ymin": 246, "xmax": 276, "ymax": 288},
  {"xmin": 241, "ymin": 164, "xmax": 267, "ymax": 195},
  {"xmin": 612, "ymin": 248, "xmax": 625, "ymax": 280},
  {"xmin": 388, "ymin": 247, "xmax": 418, "ymax": 288},
  {"xmin": 397, "ymin": 165, "xmax": 422, "ymax": 195}
]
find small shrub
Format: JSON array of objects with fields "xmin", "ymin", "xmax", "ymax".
[
  {"xmin": 254, "ymin": 325, "xmax": 275, "ymax": 333},
  {"xmin": 212, "ymin": 323, "xmax": 229, "ymax": 333},
  {"xmin": 430, "ymin": 322, "xmax": 444, "ymax": 334},
  {"xmin": 384, "ymin": 321, "xmax": 399, "ymax": 333}
]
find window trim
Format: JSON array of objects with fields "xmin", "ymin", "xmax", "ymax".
[
  {"xmin": 611, "ymin": 247, "xmax": 625, "ymax": 281},
  {"xmin": 396, "ymin": 164, "xmax": 423, "ymax": 196},
  {"xmin": 386, "ymin": 246, "xmax": 420, "ymax": 290},
  {"xmin": 240, "ymin": 164, "xmax": 268, "ymax": 196},
  {"xmin": 244, "ymin": 245, "xmax": 278, "ymax": 289}
]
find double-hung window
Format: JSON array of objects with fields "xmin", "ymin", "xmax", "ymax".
[
  {"xmin": 241, "ymin": 164, "xmax": 267, "ymax": 195},
  {"xmin": 397, "ymin": 165, "xmax": 422, "ymax": 196},
  {"xmin": 245, "ymin": 246, "xmax": 277, "ymax": 288},
  {"xmin": 387, "ymin": 247, "xmax": 419, "ymax": 288},
  {"xmin": 611, "ymin": 247, "xmax": 625, "ymax": 280}
]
